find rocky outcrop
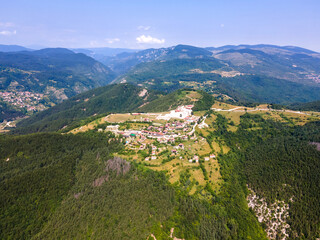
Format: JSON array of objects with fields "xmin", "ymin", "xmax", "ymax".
[{"xmin": 247, "ymin": 188, "xmax": 290, "ymax": 240}]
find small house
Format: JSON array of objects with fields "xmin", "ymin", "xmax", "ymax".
[{"xmin": 171, "ymin": 149, "xmax": 177, "ymax": 154}]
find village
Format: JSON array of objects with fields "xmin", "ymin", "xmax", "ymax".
[
  {"xmin": 86, "ymin": 104, "xmax": 222, "ymax": 195},
  {"xmin": 0, "ymin": 91, "xmax": 48, "ymax": 112},
  {"xmin": 98, "ymin": 105, "xmax": 216, "ymax": 164},
  {"xmin": 66, "ymin": 102, "xmax": 221, "ymax": 194}
]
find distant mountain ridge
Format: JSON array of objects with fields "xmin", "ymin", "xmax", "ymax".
[
  {"xmin": 212, "ymin": 47, "xmax": 320, "ymax": 85},
  {"xmin": 104, "ymin": 44, "xmax": 320, "ymax": 104},
  {"xmin": 107, "ymin": 43, "xmax": 320, "ymax": 85},
  {"xmin": 0, "ymin": 44, "xmax": 33, "ymax": 52},
  {"xmin": 206, "ymin": 44, "xmax": 320, "ymax": 55},
  {"xmin": 3, "ymin": 44, "xmax": 320, "ymax": 86},
  {"xmin": 1, "ymin": 43, "xmax": 320, "ymax": 123},
  {"xmin": 0, "ymin": 48, "xmax": 115, "ymax": 103},
  {"xmin": 96, "ymin": 45, "xmax": 214, "ymax": 75},
  {"xmin": 72, "ymin": 47, "xmax": 138, "ymax": 57}
]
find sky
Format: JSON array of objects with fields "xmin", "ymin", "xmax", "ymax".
[{"xmin": 1, "ymin": 0, "xmax": 320, "ymax": 51}]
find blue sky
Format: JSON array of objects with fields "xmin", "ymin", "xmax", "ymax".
[{"xmin": 1, "ymin": 0, "xmax": 320, "ymax": 51}]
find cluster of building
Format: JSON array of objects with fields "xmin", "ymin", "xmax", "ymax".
[
  {"xmin": 306, "ymin": 73, "xmax": 320, "ymax": 84},
  {"xmin": 142, "ymin": 142, "xmax": 216, "ymax": 163},
  {"xmin": 100, "ymin": 105, "xmax": 216, "ymax": 164},
  {"xmin": 188, "ymin": 154, "xmax": 216, "ymax": 163},
  {"xmin": 157, "ymin": 105, "xmax": 194, "ymax": 120},
  {"xmin": 0, "ymin": 91, "xmax": 47, "ymax": 112},
  {"xmin": 104, "ymin": 116, "xmax": 199, "ymax": 145}
]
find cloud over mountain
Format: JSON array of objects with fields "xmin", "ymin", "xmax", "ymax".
[{"xmin": 136, "ymin": 35, "xmax": 165, "ymax": 44}]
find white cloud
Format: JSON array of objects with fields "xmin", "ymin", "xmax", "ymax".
[
  {"xmin": 0, "ymin": 22, "xmax": 15, "ymax": 27},
  {"xmin": 0, "ymin": 30, "xmax": 17, "ymax": 36},
  {"xmin": 136, "ymin": 35, "xmax": 165, "ymax": 44},
  {"xmin": 105, "ymin": 38, "xmax": 120, "ymax": 44},
  {"xmin": 220, "ymin": 24, "xmax": 225, "ymax": 28},
  {"xmin": 89, "ymin": 40, "xmax": 99, "ymax": 47},
  {"xmin": 137, "ymin": 25, "xmax": 151, "ymax": 31}
]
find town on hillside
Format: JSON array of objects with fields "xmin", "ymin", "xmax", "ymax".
[
  {"xmin": 0, "ymin": 91, "xmax": 48, "ymax": 112},
  {"xmin": 95, "ymin": 105, "xmax": 216, "ymax": 163}
]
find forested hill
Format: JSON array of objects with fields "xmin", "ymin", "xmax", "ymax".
[
  {"xmin": 3, "ymin": 108, "xmax": 320, "ymax": 239},
  {"xmin": 116, "ymin": 61, "xmax": 320, "ymax": 104},
  {"xmin": 0, "ymin": 100, "xmax": 25, "ymax": 122},
  {"xmin": 0, "ymin": 48, "xmax": 115, "ymax": 102},
  {"xmin": 14, "ymin": 84, "xmax": 160, "ymax": 134},
  {"xmin": 13, "ymin": 84, "xmax": 214, "ymax": 134},
  {"xmin": 289, "ymin": 100, "xmax": 320, "ymax": 112},
  {"xmin": 0, "ymin": 132, "xmax": 264, "ymax": 239}
]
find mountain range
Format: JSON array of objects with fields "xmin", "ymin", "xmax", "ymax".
[
  {"xmin": 111, "ymin": 45, "xmax": 320, "ymax": 104},
  {"xmin": 100, "ymin": 44, "xmax": 320, "ymax": 86},
  {"xmin": 0, "ymin": 48, "xmax": 115, "ymax": 102},
  {"xmin": 1, "ymin": 43, "xmax": 320, "ymax": 123}
]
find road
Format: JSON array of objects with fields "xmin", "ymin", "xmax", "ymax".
[{"xmin": 211, "ymin": 107, "xmax": 319, "ymax": 116}]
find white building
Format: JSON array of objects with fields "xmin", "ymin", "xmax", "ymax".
[{"xmin": 157, "ymin": 105, "xmax": 193, "ymax": 120}]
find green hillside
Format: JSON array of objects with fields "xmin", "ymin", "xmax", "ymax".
[
  {"xmin": 117, "ymin": 58, "xmax": 225, "ymax": 85},
  {"xmin": 139, "ymin": 88, "xmax": 214, "ymax": 112},
  {"xmin": 14, "ymin": 84, "xmax": 160, "ymax": 134},
  {"xmin": 213, "ymin": 47, "xmax": 320, "ymax": 85},
  {"xmin": 213, "ymin": 74, "xmax": 320, "ymax": 104},
  {"xmin": 241, "ymin": 118, "xmax": 320, "ymax": 239},
  {"xmin": 13, "ymin": 85, "xmax": 216, "ymax": 134},
  {"xmin": 290, "ymin": 100, "xmax": 320, "ymax": 112},
  {"xmin": 3, "ymin": 98, "xmax": 320, "ymax": 239},
  {"xmin": 0, "ymin": 131, "xmax": 266, "ymax": 240},
  {"xmin": 118, "ymin": 63, "xmax": 320, "ymax": 104},
  {"xmin": 0, "ymin": 100, "xmax": 25, "ymax": 122},
  {"xmin": 200, "ymin": 111, "xmax": 320, "ymax": 239},
  {"xmin": 0, "ymin": 132, "xmax": 123, "ymax": 239}
]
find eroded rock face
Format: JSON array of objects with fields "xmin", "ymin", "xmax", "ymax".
[
  {"xmin": 105, "ymin": 157, "xmax": 131, "ymax": 176},
  {"xmin": 92, "ymin": 175, "xmax": 109, "ymax": 187},
  {"xmin": 92, "ymin": 157, "xmax": 131, "ymax": 187},
  {"xmin": 310, "ymin": 142, "xmax": 320, "ymax": 151},
  {"xmin": 247, "ymin": 188, "xmax": 290, "ymax": 240}
]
